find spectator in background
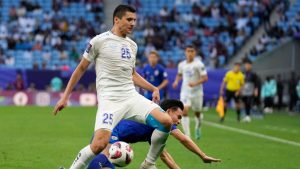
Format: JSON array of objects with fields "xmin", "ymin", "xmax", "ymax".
[
  {"xmin": 276, "ymin": 74, "xmax": 284, "ymax": 110},
  {"xmin": 241, "ymin": 59, "xmax": 259, "ymax": 122},
  {"xmin": 14, "ymin": 73, "xmax": 25, "ymax": 91},
  {"xmin": 261, "ymin": 76, "xmax": 277, "ymax": 114},
  {"xmin": 50, "ymin": 76, "xmax": 63, "ymax": 92},
  {"xmin": 288, "ymin": 72, "xmax": 298, "ymax": 113},
  {"xmin": 27, "ymin": 83, "xmax": 36, "ymax": 92},
  {"xmin": 70, "ymin": 47, "xmax": 80, "ymax": 62},
  {"xmin": 143, "ymin": 51, "xmax": 168, "ymax": 100},
  {"xmin": 5, "ymin": 55, "xmax": 15, "ymax": 66},
  {"xmin": 0, "ymin": 53, "xmax": 5, "ymax": 64},
  {"xmin": 296, "ymin": 77, "xmax": 300, "ymax": 112}
]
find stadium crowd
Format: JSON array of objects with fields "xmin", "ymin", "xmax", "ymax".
[{"xmin": 0, "ymin": 0, "xmax": 278, "ymax": 70}]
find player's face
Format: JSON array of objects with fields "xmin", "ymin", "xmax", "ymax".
[
  {"xmin": 148, "ymin": 53, "xmax": 158, "ymax": 66},
  {"xmin": 185, "ymin": 47, "xmax": 196, "ymax": 62},
  {"xmin": 233, "ymin": 64, "xmax": 241, "ymax": 72},
  {"xmin": 115, "ymin": 12, "xmax": 136, "ymax": 35},
  {"xmin": 244, "ymin": 63, "xmax": 252, "ymax": 71},
  {"xmin": 168, "ymin": 108, "xmax": 183, "ymax": 125}
]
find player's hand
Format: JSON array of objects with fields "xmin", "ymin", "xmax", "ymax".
[
  {"xmin": 188, "ymin": 82, "xmax": 198, "ymax": 87},
  {"xmin": 152, "ymin": 88, "xmax": 160, "ymax": 104},
  {"xmin": 172, "ymin": 82, "xmax": 178, "ymax": 89},
  {"xmin": 53, "ymin": 98, "xmax": 68, "ymax": 115},
  {"xmin": 202, "ymin": 155, "xmax": 221, "ymax": 163},
  {"xmin": 235, "ymin": 90, "xmax": 240, "ymax": 96}
]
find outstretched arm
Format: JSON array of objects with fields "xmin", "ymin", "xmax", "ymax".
[
  {"xmin": 53, "ymin": 58, "xmax": 90, "ymax": 115},
  {"xmin": 171, "ymin": 129, "xmax": 221, "ymax": 163},
  {"xmin": 160, "ymin": 149, "xmax": 180, "ymax": 169},
  {"xmin": 132, "ymin": 69, "xmax": 160, "ymax": 103}
]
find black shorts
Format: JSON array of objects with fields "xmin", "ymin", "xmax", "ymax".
[{"xmin": 225, "ymin": 89, "xmax": 240, "ymax": 103}]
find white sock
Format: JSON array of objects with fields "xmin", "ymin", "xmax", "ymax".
[
  {"xmin": 195, "ymin": 116, "xmax": 201, "ymax": 130},
  {"xmin": 145, "ymin": 129, "xmax": 169, "ymax": 164},
  {"xmin": 70, "ymin": 145, "xmax": 96, "ymax": 169},
  {"xmin": 181, "ymin": 116, "xmax": 191, "ymax": 137}
]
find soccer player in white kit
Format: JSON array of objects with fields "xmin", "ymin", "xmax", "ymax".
[
  {"xmin": 52, "ymin": 5, "xmax": 172, "ymax": 169},
  {"xmin": 172, "ymin": 45, "xmax": 208, "ymax": 140}
]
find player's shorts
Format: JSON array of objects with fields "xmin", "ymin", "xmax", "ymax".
[
  {"xmin": 95, "ymin": 92, "xmax": 159, "ymax": 131},
  {"xmin": 225, "ymin": 89, "xmax": 240, "ymax": 103},
  {"xmin": 180, "ymin": 93, "xmax": 203, "ymax": 112}
]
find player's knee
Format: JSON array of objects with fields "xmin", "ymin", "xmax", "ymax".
[{"xmin": 90, "ymin": 139, "xmax": 108, "ymax": 154}]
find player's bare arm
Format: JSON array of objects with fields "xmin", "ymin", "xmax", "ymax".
[
  {"xmin": 157, "ymin": 79, "xmax": 169, "ymax": 90},
  {"xmin": 132, "ymin": 69, "xmax": 160, "ymax": 102},
  {"xmin": 171, "ymin": 129, "xmax": 221, "ymax": 163},
  {"xmin": 189, "ymin": 74, "xmax": 208, "ymax": 87},
  {"xmin": 160, "ymin": 149, "xmax": 180, "ymax": 169},
  {"xmin": 52, "ymin": 58, "xmax": 91, "ymax": 115},
  {"xmin": 172, "ymin": 73, "xmax": 182, "ymax": 89},
  {"xmin": 219, "ymin": 80, "xmax": 226, "ymax": 96}
]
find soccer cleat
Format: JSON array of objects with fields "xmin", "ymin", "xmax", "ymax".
[
  {"xmin": 140, "ymin": 160, "xmax": 157, "ymax": 169},
  {"xmin": 195, "ymin": 128, "xmax": 201, "ymax": 140}
]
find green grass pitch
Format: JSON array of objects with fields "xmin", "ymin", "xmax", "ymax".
[{"xmin": 1, "ymin": 106, "xmax": 300, "ymax": 169}]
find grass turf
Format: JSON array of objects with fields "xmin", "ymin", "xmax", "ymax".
[{"xmin": 0, "ymin": 106, "xmax": 300, "ymax": 169}]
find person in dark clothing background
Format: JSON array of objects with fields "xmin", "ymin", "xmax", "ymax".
[
  {"xmin": 241, "ymin": 59, "xmax": 259, "ymax": 122},
  {"xmin": 276, "ymin": 74, "xmax": 284, "ymax": 110},
  {"xmin": 288, "ymin": 72, "xmax": 298, "ymax": 113}
]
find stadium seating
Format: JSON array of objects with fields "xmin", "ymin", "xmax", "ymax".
[{"xmin": 0, "ymin": 0, "xmax": 277, "ymax": 69}]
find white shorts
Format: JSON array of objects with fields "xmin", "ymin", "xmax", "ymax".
[
  {"xmin": 180, "ymin": 93, "xmax": 203, "ymax": 112},
  {"xmin": 95, "ymin": 92, "xmax": 159, "ymax": 131}
]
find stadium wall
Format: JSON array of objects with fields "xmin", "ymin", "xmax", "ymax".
[
  {"xmin": 252, "ymin": 38, "xmax": 300, "ymax": 78},
  {"xmin": 0, "ymin": 68, "xmax": 227, "ymax": 106}
]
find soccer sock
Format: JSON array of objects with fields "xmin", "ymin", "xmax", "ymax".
[
  {"xmin": 194, "ymin": 116, "xmax": 201, "ymax": 130},
  {"xmin": 87, "ymin": 153, "xmax": 115, "ymax": 169},
  {"xmin": 70, "ymin": 145, "xmax": 96, "ymax": 169},
  {"xmin": 145, "ymin": 129, "xmax": 169, "ymax": 164},
  {"xmin": 181, "ymin": 116, "xmax": 191, "ymax": 137}
]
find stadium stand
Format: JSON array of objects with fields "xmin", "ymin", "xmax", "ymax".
[
  {"xmin": 0, "ymin": 0, "xmax": 277, "ymax": 70},
  {"xmin": 245, "ymin": 0, "xmax": 300, "ymax": 61}
]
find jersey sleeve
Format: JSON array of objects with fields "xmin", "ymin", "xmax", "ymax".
[
  {"xmin": 178, "ymin": 62, "xmax": 183, "ymax": 75},
  {"xmin": 223, "ymin": 71, "xmax": 230, "ymax": 82},
  {"xmin": 83, "ymin": 36, "xmax": 99, "ymax": 62},
  {"xmin": 197, "ymin": 62, "xmax": 207, "ymax": 76},
  {"xmin": 240, "ymin": 72, "xmax": 245, "ymax": 86},
  {"xmin": 161, "ymin": 66, "xmax": 168, "ymax": 79},
  {"xmin": 171, "ymin": 124, "xmax": 177, "ymax": 131}
]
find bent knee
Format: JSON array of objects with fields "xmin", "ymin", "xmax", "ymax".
[{"xmin": 90, "ymin": 141, "xmax": 108, "ymax": 154}]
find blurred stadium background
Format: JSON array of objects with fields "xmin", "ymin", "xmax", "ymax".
[{"xmin": 0, "ymin": 0, "xmax": 300, "ymax": 169}]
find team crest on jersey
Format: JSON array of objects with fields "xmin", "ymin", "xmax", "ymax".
[{"xmin": 85, "ymin": 43, "xmax": 92, "ymax": 53}]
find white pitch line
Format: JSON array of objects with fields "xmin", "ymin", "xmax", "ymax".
[{"xmin": 203, "ymin": 121, "xmax": 300, "ymax": 147}]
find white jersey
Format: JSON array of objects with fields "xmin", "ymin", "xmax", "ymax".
[
  {"xmin": 178, "ymin": 58, "xmax": 207, "ymax": 96},
  {"xmin": 83, "ymin": 31, "xmax": 138, "ymax": 101}
]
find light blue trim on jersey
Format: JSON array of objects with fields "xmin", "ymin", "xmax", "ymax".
[{"xmin": 146, "ymin": 112, "xmax": 169, "ymax": 133}]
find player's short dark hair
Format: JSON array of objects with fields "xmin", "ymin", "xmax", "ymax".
[
  {"xmin": 243, "ymin": 58, "xmax": 252, "ymax": 64},
  {"xmin": 234, "ymin": 62, "xmax": 241, "ymax": 66},
  {"xmin": 113, "ymin": 4, "xmax": 136, "ymax": 24},
  {"xmin": 160, "ymin": 99, "xmax": 184, "ymax": 112},
  {"xmin": 185, "ymin": 45, "xmax": 196, "ymax": 50}
]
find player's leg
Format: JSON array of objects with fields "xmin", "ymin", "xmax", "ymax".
[
  {"xmin": 71, "ymin": 100, "xmax": 126, "ymax": 169},
  {"xmin": 234, "ymin": 95, "xmax": 241, "ymax": 122},
  {"xmin": 70, "ymin": 129, "xmax": 111, "ymax": 169},
  {"xmin": 125, "ymin": 94, "xmax": 172, "ymax": 168},
  {"xmin": 87, "ymin": 144, "xmax": 114, "ymax": 169},
  {"xmin": 180, "ymin": 94, "xmax": 191, "ymax": 137},
  {"xmin": 192, "ymin": 95, "xmax": 203, "ymax": 140}
]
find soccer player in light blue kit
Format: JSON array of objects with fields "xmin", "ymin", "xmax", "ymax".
[
  {"xmin": 143, "ymin": 51, "xmax": 168, "ymax": 100},
  {"xmin": 88, "ymin": 99, "xmax": 221, "ymax": 169},
  {"xmin": 53, "ymin": 5, "xmax": 173, "ymax": 169}
]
